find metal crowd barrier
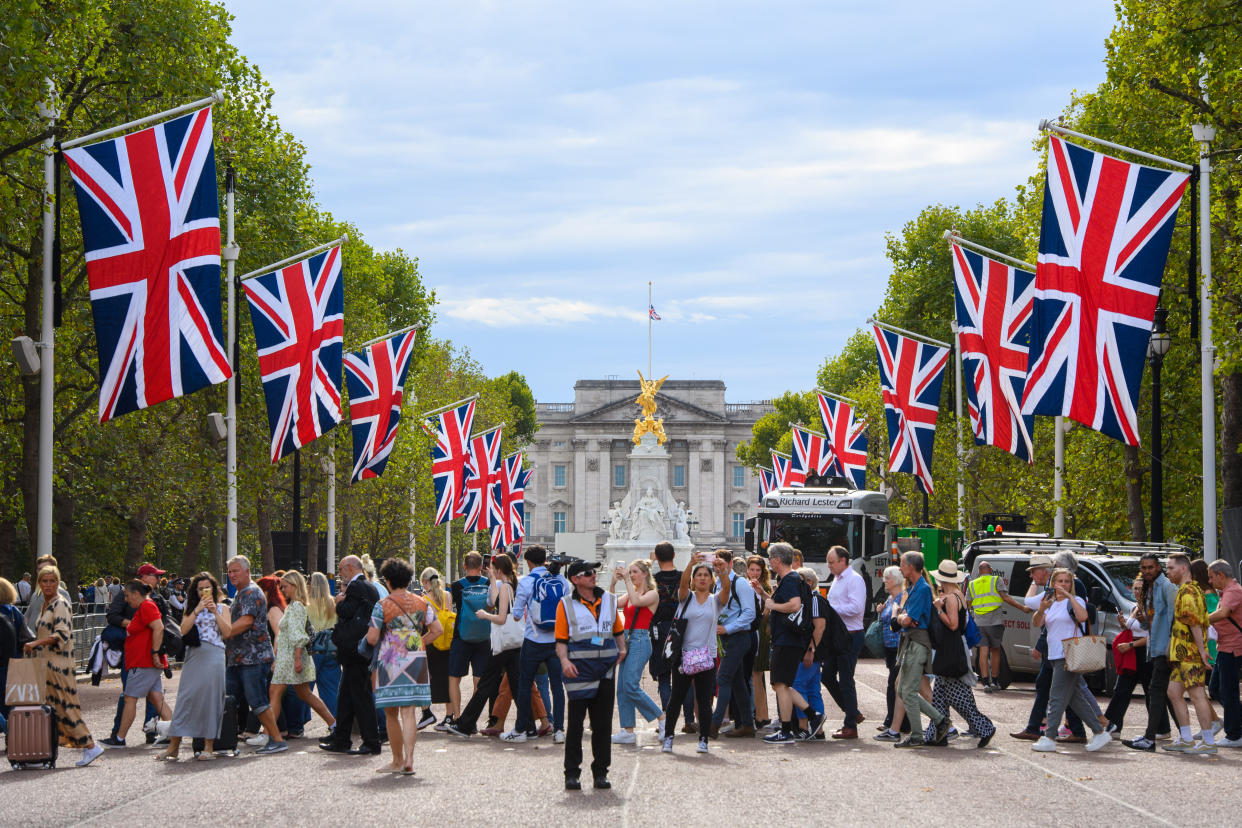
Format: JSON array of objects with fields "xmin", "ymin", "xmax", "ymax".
[{"xmin": 71, "ymin": 610, "xmax": 109, "ymax": 673}]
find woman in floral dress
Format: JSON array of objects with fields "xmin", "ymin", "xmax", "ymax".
[
  {"xmin": 364, "ymin": 558, "xmax": 442, "ymax": 775},
  {"xmin": 268, "ymin": 570, "xmax": 337, "ymax": 734}
]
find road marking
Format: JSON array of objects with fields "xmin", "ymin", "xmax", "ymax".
[{"xmin": 621, "ymin": 749, "xmax": 641, "ymax": 828}]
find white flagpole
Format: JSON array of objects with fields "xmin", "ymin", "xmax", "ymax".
[
  {"xmin": 1193, "ymin": 103, "xmax": 1217, "ymax": 561},
  {"xmin": 238, "ymin": 235, "xmax": 349, "ymax": 281},
  {"xmin": 36, "ymin": 86, "xmax": 56, "ymax": 563},
  {"xmin": 445, "ymin": 519, "xmax": 452, "ymax": 581},
  {"xmin": 326, "ymin": 442, "xmax": 336, "ymax": 573},
  {"xmin": 1054, "ymin": 417, "xmax": 1066, "ymax": 537},
  {"xmin": 648, "ymin": 281, "xmax": 653, "ymax": 377},
  {"xmin": 952, "ymin": 322, "xmax": 965, "ymax": 534},
  {"xmin": 866, "ymin": 317, "xmax": 952, "ymax": 350},
  {"xmin": 1038, "ymin": 120, "xmax": 1194, "ymax": 172},
  {"xmin": 224, "ymin": 168, "xmax": 239, "ymax": 562},
  {"xmin": 60, "ymin": 92, "xmax": 225, "ymax": 150}
]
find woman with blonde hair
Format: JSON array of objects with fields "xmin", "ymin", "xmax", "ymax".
[
  {"xmin": 747, "ymin": 555, "xmax": 774, "ymax": 728},
  {"xmin": 307, "ymin": 572, "xmax": 340, "ymax": 716},
  {"xmin": 25, "ymin": 566, "xmax": 104, "ymax": 766},
  {"xmin": 609, "ymin": 558, "xmax": 666, "ymax": 744},
  {"xmin": 268, "ymin": 571, "xmax": 337, "ymax": 735},
  {"xmin": 419, "ymin": 567, "xmax": 453, "ymax": 729}
]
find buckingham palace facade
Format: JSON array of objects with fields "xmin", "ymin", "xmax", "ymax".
[{"xmin": 523, "ymin": 379, "xmax": 774, "ymax": 558}]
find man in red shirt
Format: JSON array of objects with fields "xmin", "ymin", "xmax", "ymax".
[
  {"xmin": 1209, "ymin": 560, "xmax": 1242, "ymax": 748},
  {"xmin": 101, "ymin": 582, "xmax": 172, "ymax": 748}
]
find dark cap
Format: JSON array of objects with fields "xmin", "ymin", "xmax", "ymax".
[{"xmin": 566, "ymin": 561, "xmax": 600, "ymax": 579}]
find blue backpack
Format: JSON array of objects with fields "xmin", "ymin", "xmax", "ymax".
[
  {"xmin": 457, "ymin": 577, "xmax": 493, "ymax": 643},
  {"xmin": 528, "ymin": 573, "xmax": 566, "ymax": 631}
]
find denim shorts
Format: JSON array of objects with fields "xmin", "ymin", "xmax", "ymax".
[{"xmin": 228, "ymin": 662, "xmax": 272, "ymax": 714}]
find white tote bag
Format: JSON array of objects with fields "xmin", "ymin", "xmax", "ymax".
[{"xmin": 490, "ymin": 583, "xmax": 525, "ymax": 654}]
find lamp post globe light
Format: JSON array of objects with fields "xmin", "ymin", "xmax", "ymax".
[{"xmin": 1147, "ymin": 306, "xmax": 1171, "ymax": 543}]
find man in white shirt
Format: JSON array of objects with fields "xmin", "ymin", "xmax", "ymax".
[
  {"xmin": 823, "ymin": 545, "xmax": 867, "ymax": 739},
  {"xmin": 16, "ymin": 573, "xmax": 32, "ymax": 606}
]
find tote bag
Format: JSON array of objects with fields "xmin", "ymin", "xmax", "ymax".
[
  {"xmin": 490, "ymin": 584, "xmax": 524, "ymax": 654},
  {"xmin": 1062, "ymin": 617, "xmax": 1107, "ymax": 674}
]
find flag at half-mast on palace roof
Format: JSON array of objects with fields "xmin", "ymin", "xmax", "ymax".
[
  {"xmin": 63, "ymin": 106, "xmax": 230, "ymax": 422},
  {"xmin": 243, "ymin": 245, "xmax": 344, "ymax": 462},
  {"xmin": 872, "ymin": 325, "xmax": 948, "ymax": 495},
  {"xmin": 1021, "ymin": 135, "xmax": 1190, "ymax": 446},
  {"xmin": 343, "ymin": 328, "xmax": 418, "ymax": 483},
  {"xmin": 952, "ymin": 243, "xmax": 1036, "ymax": 462}
]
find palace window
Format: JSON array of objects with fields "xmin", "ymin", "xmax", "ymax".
[
  {"xmin": 554, "ymin": 464, "xmax": 567, "ymax": 488},
  {"xmin": 672, "ymin": 464, "xmax": 685, "ymax": 488}
]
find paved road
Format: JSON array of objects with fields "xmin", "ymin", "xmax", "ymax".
[{"xmin": 5, "ymin": 660, "xmax": 1239, "ymax": 827}]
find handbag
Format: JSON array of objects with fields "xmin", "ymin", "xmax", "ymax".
[
  {"xmin": 5, "ymin": 656, "xmax": 48, "ymax": 706},
  {"xmin": 661, "ymin": 596, "xmax": 693, "ymax": 667},
  {"xmin": 680, "ymin": 646, "xmax": 714, "ymax": 675},
  {"xmin": 864, "ymin": 618, "xmax": 886, "ymax": 658},
  {"xmin": 1062, "ymin": 615, "xmax": 1107, "ymax": 674},
  {"xmin": 310, "ymin": 628, "xmax": 337, "ymax": 656},
  {"xmin": 490, "ymin": 584, "xmax": 524, "ymax": 655}
]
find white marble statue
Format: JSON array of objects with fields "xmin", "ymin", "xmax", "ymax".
[
  {"xmin": 629, "ymin": 487, "xmax": 666, "ymax": 540},
  {"xmin": 606, "ymin": 501, "xmax": 627, "ymax": 541},
  {"xmin": 673, "ymin": 501, "xmax": 689, "ymax": 539}
]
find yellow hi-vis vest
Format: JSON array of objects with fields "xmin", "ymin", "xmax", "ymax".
[{"xmin": 968, "ymin": 574, "xmax": 1003, "ymax": 618}]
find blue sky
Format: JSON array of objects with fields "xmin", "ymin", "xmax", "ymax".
[{"xmin": 221, "ymin": 0, "xmax": 1117, "ymax": 402}]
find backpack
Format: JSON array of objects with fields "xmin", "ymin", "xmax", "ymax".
[
  {"xmin": 726, "ymin": 575, "xmax": 763, "ymax": 633},
  {"xmin": 818, "ymin": 599, "xmax": 852, "ymax": 661},
  {"xmin": 424, "ymin": 593, "xmax": 456, "ymax": 651},
  {"xmin": 456, "ymin": 578, "xmax": 492, "ymax": 643},
  {"xmin": 782, "ymin": 578, "xmax": 815, "ymax": 644},
  {"xmin": 528, "ymin": 572, "xmax": 567, "ymax": 632}
]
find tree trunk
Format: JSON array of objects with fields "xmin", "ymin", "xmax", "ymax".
[
  {"xmin": 305, "ymin": 496, "xmax": 320, "ymax": 572},
  {"xmin": 54, "ymin": 479, "xmax": 77, "ymax": 596},
  {"xmin": 0, "ymin": 474, "xmax": 19, "ymax": 582},
  {"xmin": 1123, "ymin": 444, "xmax": 1147, "ymax": 542},
  {"xmin": 207, "ymin": 518, "xmax": 222, "ymax": 579},
  {"xmin": 1222, "ymin": 370, "xmax": 1242, "ymax": 512},
  {"xmin": 125, "ymin": 504, "xmax": 149, "ymax": 576},
  {"xmin": 180, "ymin": 513, "xmax": 206, "ymax": 577},
  {"xmin": 256, "ymin": 495, "xmax": 274, "ymax": 575},
  {"xmin": 340, "ymin": 514, "xmax": 352, "ymax": 562}
]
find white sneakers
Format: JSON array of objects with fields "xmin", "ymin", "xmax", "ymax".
[
  {"xmin": 661, "ymin": 737, "xmax": 673, "ymax": 753},
  {"xmin": 553, "ymin": 730, "xmax": 565, "ymax": 744},
  {"xmin": 1085, "ymin": 732, "xmax": 1112, "ymax": 752},
  {"xmin": 696, "ymin": 738, "xmax": 708, "ymax": 754},
  {"xmin": 499, "ymin": 729, "xmax": 528, "ymax": 743},
  {"xmin": 1031, "ymin": 736, "xmax": 1058, "ymax": 752},
  {"xmin": 245, "ymin": 734, "xmax": 269, "ymax": 747},
  {"xmin": 611, "ymin": 731, "xmax": 637, "ymax": 745},
  {"xmin": 1217, "ymin": 736, "xmax": 1242, "ymax": 748},
  {"xmin": 76, "ymin": 743, "xmax": 104, "ymax": 767}
]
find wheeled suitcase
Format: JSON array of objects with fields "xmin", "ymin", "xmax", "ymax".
[
  {"xmin": 192, "ymin": 694, "xmax": 239, "ymax": 755},
  {"xmin": 7, "ymin": 705, "xmax": 58, "ymax": 769}
]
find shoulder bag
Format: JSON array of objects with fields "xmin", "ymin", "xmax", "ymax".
[
  {"xmin": 661, "ymin": 595, "xmax": 693, "ymax": 668},
  {"xmin": 490, "ymin": 583, "xmax": 524, "ymax": 655},
  {"xmin": 1062, "ymin": 603, "xmax": 1107, "ymax": 674}
]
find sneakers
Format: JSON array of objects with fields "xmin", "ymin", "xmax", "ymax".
[
  {"xmin": 1122, "ymin": 736, "xmax": 1155, "ymax": 752},
  {"xmin": 946, "ymin": 727, "xmax": 960, "ymax": 742},
  {"xmin": 762, "ymin": 730, "xmax": 797, "ymax": 744},
  {"xmin": 245, "ymin": 734, "xmax": 269, "ymax": 747},
  {"xmin": 99, "ymin": 736, "xmax": 127, "ymax": 750},
  {"xmin": 1085, "ymin": 732, "xmax": 1112, "ymax": 752},
  {"xmin": 499, "ymin": 729, "xmax": 528, "ymax": 744},
  {"xmin": 1105, "ymin": 722, "xmax": 1121, "ymax": 740},
  {"xmin": 697, "ymin": 737, "xmax": 708, "ymax": 753},
  {"xmin": 417, "ymin": 710, "xmax": 437, "ymax": 730},
  {"xmin": 724, "ymin": 725, "xmax": 755, "ymax": 738},
  {"xmin": 1154, "ymin": 731, "xmax": 1172, "ymax": 740},
  {"xmin": 254, "ymin": 740, "xmax": 288, "ymax": 755},
  {"xmin": 435, "ymin": 715, "xmax": 454, "ymax": 733},
  {"xmin": 1192, "ymin": 721, "xmax": 1225, "ymax": 741},
  {"xmin": 873, "ymin": 729, "xmax": 901, "ymax": 743},
  {"xmin": 657, "ymin": 719, "xmax": 666, "ymax": 740},
  {"xmin": 1031, "ymin": 736, "xmax": 1057, "ymax": 752},
  {"xmin": 444, "ymin": 721, "xmax": 473, "ymax": 738},
  {"xmin": 611, "ymin": 730, "xmax": 637, "ymax": 745},
  {"xmin": 661, "ymin": 737, "xmax": 674, "ymax": 753},
  {"xmin": 893, "ymin": 736, "xmax": 925, "ymax": 749},
  {"xmin": 1183, "ymin": 740, "xmax": 1218, "ymax": 755},
  {"xmin": 932, "ymin": 718, "xmax": 951, "ymax": 746},
  {"xmin": 553, "ymin": 730, "xmax": 566, "ymax": 744},
  {"xmin": 1162, "ymin": 737, "xmax": 1192, "ymax": 753},
  {"xmin": 76, "ymin": 743, "xmax": 105, "ymax": 767},
  {"xmin": 1217, "ymin": 736, "xmax": 1242, "ymax": 748}
]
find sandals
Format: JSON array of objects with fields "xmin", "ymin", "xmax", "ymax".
[{"xmin": 153, "ymin": 752, "xmax": 179, "ymax": 762}]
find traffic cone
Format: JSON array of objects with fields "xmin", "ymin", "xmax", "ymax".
[{"xmin": 891, "ymin": 538, "xmax": 899, "ymax": 563}]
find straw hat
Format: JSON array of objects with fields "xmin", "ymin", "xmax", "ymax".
[
  {"xmin": 933, "ymin": 559, "xmax": 967, "ymax": 584},
  {"xmin": 1027, "ymin": 554, "xmax": 1055, "ymax": 570}
]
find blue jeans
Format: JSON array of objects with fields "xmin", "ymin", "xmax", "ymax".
[
  {"xmin": 1216, "ymin": 650, "xmax": 1241, "ymax": 741},
  {"xmin": 712, "ymin": 630, "xmax": 754, "ymax": 728},
  {"xmin": 821, "ymin": 629, "xmax": 864, "ymax": 728},
  {"xmin": 226, "ymin": 662, "xmax": 273, "ymax": 716},
  {"xmin": 793, "ymin": 661, "xmax": 824, "ymax": 715},
  {"xmin": 617, "ymin": 630, "xmax": 663, "ymax": 729},
  {"xmin": 111, "ymin": 652, "xmax": 159, "ymax": 739},
  {"xmin": 312, "ymin": 652, "xmax": 341, "ymax": 717},
  {"xmin": 535, "ymin": 671, "xmax": 552, "ymax": 716},
  {"xmin": 516, "ymin": 640, "xmax": 564, "ymax": 734}
]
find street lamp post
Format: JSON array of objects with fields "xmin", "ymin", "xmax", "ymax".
[{"xmin": 1148, "ymin": 307, "xmax": 1172, "ymax": 542}]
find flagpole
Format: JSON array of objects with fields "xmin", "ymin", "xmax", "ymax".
[
  {"xmin": 815, "ymin": 388, "xmax": 862, "ymax": 407},
  {"xmin": 355, "ymin": 322, "xmax": 421, "ymax": 352},
  {"xmin": 238, "ymin": 234, "xmax": 349, "ymax": 281},
  {"xmin": 1054, "ymin": 417, "xmax": 1066, "ymax": 537},
  {"xmin": 36, "ymin": 86, "xmax": 56, "ymax": 563},
  {"xmin": 419, "ymin": 393, "xmax": 480, "ymax": 421},
  {"xmin": 943, "ymin": 230, "xmax": 1035, "ymax": 271},
  {"xmin": 866, "ymin": 317, "xmax": 951, "ymax": 349},
  {"xmin": 445, "ymin": 519, "xmax": 452, "ymax": 582},
  {"xmin": 1193, "ymin": 104, "xmax": 1217, "ymax": 561},
  {"xmin": 1038, "ymin": 120, "xmax": 1194, "ymax": 172},
  {"xmin": 648, "ymin": 281, "xmax": 653, "ymax": 377},
  {"xmin": 951, "ymin": 323, "xmax": 965, "ymax": 534},
  {"xmin": 326, "ymin": 442, "xmax": 336, "ymax": 574},
  {"xmin": 59, "ymin": 91, "xmax": 225, "ymax": 150},
  {"xmin": 224, "ymin": 167, "xmax": 239, "ymax": 562}
]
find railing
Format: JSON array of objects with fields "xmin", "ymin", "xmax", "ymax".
[
  {"xmin": 725, "ymin": 401, "xmax": 773, "ymax": 414},
  {"xmin": 540, "ymin": 403, "xmax": 575, "ymax": 412},
  {"xmin": 71, "ymin": 611, "xmax": 109, "ymax": 673}
]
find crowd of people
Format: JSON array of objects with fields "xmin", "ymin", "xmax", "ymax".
[{"xmin": 0, "ymin": 541, "xmax": 1240, "ymax": 784}]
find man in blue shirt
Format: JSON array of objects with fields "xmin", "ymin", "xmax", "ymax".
[
  {"xmin": 894, "ymin": 551, "xmax": 949, "ymax": 748},
  {"xmin": 711, "ymin": 550, "xmax": 757, "ymax": 738},
  {"xmin": 1124, "ymin": 553, "xmax": 1179, "ymax": 751},
  {"xmin": 503, "ymin": 546, "xmax": 568, "ymax": 744}
]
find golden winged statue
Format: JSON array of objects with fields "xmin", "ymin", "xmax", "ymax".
[{"xmin": 633, "ymin": 370, "xmax": 669, "ymax": 445}]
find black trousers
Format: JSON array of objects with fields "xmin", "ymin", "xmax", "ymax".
[
  {"xmin": 564, "ymin": 676, "xmax": 615, "ymax": 780},
  {"xmin": 665, "ymin": 667, "xmax": 717, "ymax": 736},
  {"xmin": 332, "ymin": 661, "xmax": 379, "ymax": 750},
  {"xmin": 458, "ymin": 648, "xmax": 520, "ymax": 733},
  {"xmin": 1143, "ymin": 656, "xmax": 1173, "ymax": 740}
]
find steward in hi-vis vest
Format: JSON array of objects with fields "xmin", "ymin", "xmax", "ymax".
[
  {"xmin": 556, "ymin": 561, "xmax": 626, "ymax": 792},
  {"xmin": 965, "ymin": 560, "xmax": 1032, "ymax": 692}
]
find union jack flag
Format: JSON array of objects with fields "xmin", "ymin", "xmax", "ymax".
[
  {"xmin": 243, "ymin": 246, "xmax": 344, "ymax": 462},
  {"xmin": 771, "ymin": 451, "xmax": 798, "ymax": 489},
  {"xmin": 492, "ymin": 453, "xmax": 530, "ymax": 547},
  {"xmin": 873, "ymin": 325, "xmax": 949, "ymax": 494},
  {"xmin": 758, "ymin": 467, "xmax": 777, "ymax": 502},
  {"xmin": 817, "ymin": 393, "xmax": 868, "ymax": 489},
  {"xmin": 429, "ymin": 399, "xmax": 476, "ymax": 525},
  {"xmin": 952, "ymin": 243, "xmax": 1036, "ymax": 461},
  {"xmin": 343, "ymin": 329, "xmax": 417, "ymax": 483},
  {"xmin": 63, "ymin": 106, "xmax": 230, "ymax": 422},
  {"xmin": 790, "ymin": 425, "xmax": 833, "ymax": 485},
  {"xmin": 1021, "ymin": 135, "xmax": 1190, "ymax": 445},
  {"xmin": 649, "ymin": 304, "xmax": 661, "ymax": 320},
  {"xmin": 461, "ymin": 427, "xmax": 503, "ymax": 533}
]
